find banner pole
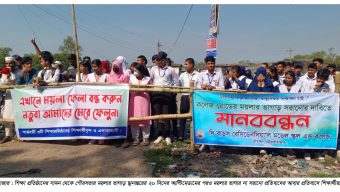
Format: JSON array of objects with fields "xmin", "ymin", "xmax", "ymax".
[{"xmin": 189, "ymin": 81, "xmax": 195, "ymax": 152}]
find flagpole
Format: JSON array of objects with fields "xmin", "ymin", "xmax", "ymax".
[{"xmin": 71, "ymin": 4, "xmax": 81, "ymax": 82}]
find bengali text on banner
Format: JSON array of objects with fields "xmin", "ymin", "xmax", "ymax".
[
  {"xmin": 12, "ymin": 85, "xmax": 129, "ymax": 140},
  {"xmin": 193, "ymin": 91, "xmax": 339, "ymax": 149}
]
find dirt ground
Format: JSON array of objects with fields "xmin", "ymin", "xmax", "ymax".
[{"xmin": 0, "ymin": 139, "xmax": 153, "ymax": 177}]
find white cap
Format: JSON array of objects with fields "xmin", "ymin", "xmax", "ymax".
[
  {"xmin": 5, "ymin": 56, "xmax": 15, "ymax": 62},
  {"xmin": 54, "ymin": 61, "xmax": 62, "ymax": 65}
]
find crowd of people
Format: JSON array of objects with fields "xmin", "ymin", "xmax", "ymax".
[{"xmin": 0, "ymin": 39, "xmax": 338, "ymax": 160}]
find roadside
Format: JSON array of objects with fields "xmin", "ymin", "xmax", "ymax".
[
  {"xmin": 1, "ymin": 138, "xmax": 340, "ymax": 178},
  {"xmin": 146, "ymin": 142, "xmax": 340, "ymax": 178},
  {"xmin": 0, "ymin": 139, "xmax": 152, "ymax": 177}
]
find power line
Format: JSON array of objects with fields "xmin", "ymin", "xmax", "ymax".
[
  {"xmin": 33, "ymin": 5, "xmax": 142, "ymax": 53},
  {"xmin": 168, "ymin": 5, "xmax": 193, "ymax": 54},
  {"xmin": 24, "ymin": 6, "xmax": 107, "ymax": 59},
  {"xmin": 26, "ymin": 6, "xmax": 69, "ymax": 37},
  {"xmin": 17, "ymin": 5, "xmax": 45, "ymax": 50}
]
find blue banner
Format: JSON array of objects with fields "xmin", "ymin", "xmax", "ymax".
[{"xmin": 193, "ymin": 91, "xmax": 339, "ymax": 149}]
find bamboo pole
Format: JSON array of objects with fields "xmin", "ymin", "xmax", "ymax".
[
  {"xmin": 0, "ymin": 113, "xmax": 192, "ymax": 123},
  {"xmin": 71, "ymin": 4, "xmax": 81, "ymax": 82},
  {"xmin": 0, "ymin": 83, "xmax": 249, "ymax": 94},
  {"xmin": 129, "ymin": 113, "xmax": 191, "ymax": 121},
  {"xmin": 0, "ymin": 118, "xmax": 14, "ymax": 123},
  {"xmin": 335, "ymin": 71, "xmax": 340, "ymax": 93},
  {"xmin": 130, "ymin": 84, "xmax": 190, "ymax": 89},
  {"xmin": 189, "ymin": 81, "xmax": 195, "ymax": 152},
  {"xmin": 336, "ymin": 71, "xmax": 340, "ymax": 158}
]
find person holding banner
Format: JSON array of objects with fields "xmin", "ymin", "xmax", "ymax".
[
  {"xmin": 128, "ymin": 63, "xmax": 152, "ymax": 146},
  {"xmin": 197, "ymin": 56, "xmax": 224, "ymax": 90},
  {"xmin": 278, "ymin": 71, "xmax": 301, "ymax": 93},
  {"xmin": 248, "ymin": 67, "xmax": 277, "ymax": 92},
  {"xmin": 87, "ymin": 59, "xmax": 109, "ymax": 145}
]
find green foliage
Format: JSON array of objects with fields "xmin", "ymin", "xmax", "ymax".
[
  {"xmin": 0, "ymin": 47, "xmax": 13, "ymax": 66},
  {"xmin": 195, "ymin": 62, "xmax": 205, "ymax": 70},
  {"xmin": 292, "ymin": 48, "xmax": 338, "ymax": 65},
  {"xmin": 53, "ymin": 52, "xmax": 71, "ymax": 69},
  {"xmin": 144, "ymin": 146, "xmax": 174, "ymax": 176},
  {"xmin": 58, "ymin": 36, "xmax": 83, "ymax": 56}
]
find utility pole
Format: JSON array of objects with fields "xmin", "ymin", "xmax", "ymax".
[
  {"xmin": 157, "ymin": 39, "xmax": 162, "ymax": 53},
  {"xmin": 71, "ymin": 4, "xmax": 81, "ymax": 82},
  {"xmin": 287, "ymin": 48, "xmax": 294, "ymax": 63}
]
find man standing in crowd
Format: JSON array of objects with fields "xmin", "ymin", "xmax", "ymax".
[
  {"xmin": 196, "ymin": 56, "xmax": 224, "ymax": 152},
  {"xmin": 178, "ymin": 58, "xmax": 199, "ymax": 141},
  {"xmin": 276, "ymin": 61, "xmax": 286, "ymax": 84},
  {"xmin": 150, "ymin": 51, "xmax": 179, "ymax": 145},
  {"xmin": 33, "ymin": 51, "xmax": 60, "ymax": 86},
  {"xmin": 0, "ymin": 56, "xmax": 18, "ymax": 144},
  {"xmin": 327, "ymin": 64, "xmax": 336, "ymax": 81},
  {"xmin": 313, "ymin": 58, "xmax": 335, "ymax": 92},
  {"xmin": 13, "ymin": 55, "xmax": 23, "ymax": 70},
  {"xmin": 260, "ymin": 62, "xmax": 269, "ymax": 70},
  {"xmin": 197, "ymin": 56, "xmax": 224, "ymax": 90},
  {"xmin": 0, "ymin": 57, "xmax": 17, "ymax": 85},
  {"xmin": 64, "ymin": 54, "xmax": 77, "ymax": 82},
  {"xmin": 292, "ymin": 61, "xmax": 304, "ymax": 82},
  {"xmin": 299, "ymin": 63, "xmax": 318, "ymax": 93},
  {"xmin": 17, "ymin": 56, "xmax": 38, "ymax": 85},
  {"xmin": 284, "ymin": 62, "xmax": 293, "ymax": 73},
  {"xmin": 136, "ymin": 55, "xmax": 150, "ymax": 76}
]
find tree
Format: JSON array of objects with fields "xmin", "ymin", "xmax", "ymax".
[
  {"xmin": 0, "ymin": 47, "xmax": 13, "ymax": 66},
  {"xmin": 53, "ymin": 52, "xmax": 70, "ymax": 69},
  {"xmin": 58, "ymin": 36, "xmax": 83, "ymax": 56}
]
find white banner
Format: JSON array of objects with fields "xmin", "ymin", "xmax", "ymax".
[{"xmin": 12, "ymin": 85, "xmax": 129, "ymax": 140}]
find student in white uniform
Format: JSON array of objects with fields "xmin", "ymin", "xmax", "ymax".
[
  {"xmin": 278, "ymin": 71, "xmax": 301, "ymax": 93},
  {"xmin": 197, "ymin": 56, "xmax": 224, "ymax": 90},
  {"xmin": 298, "ymin": 63, "xmax": 317, "ymax": 93},
  {"xmin": 178, "ymin": 58, "xmax": 199, "ymax": 141}
]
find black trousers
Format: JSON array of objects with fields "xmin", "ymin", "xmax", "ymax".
[
  {"xmin": 151, "ymin": 93, "xmax": 172, "ymax": 138},
  {"xmin": 179, "ymin": 95, "xmax": 190, "ymax": 140},
  {"xmin": 170, "ymin": 93, "xmax": 178, "ymax": 138}
]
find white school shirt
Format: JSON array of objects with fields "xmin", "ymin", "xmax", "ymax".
[
  {"xmin": 179, "ymin": 70, "xmax": 199, "ymax": 95},
  {"xmin": 325, "ymin": 75, "xmax": 335, "ymax": 93},
  {"xmin": 279, "ymin": 73, "xmax": 285, "ymax": 84},
  {"xmin": 87, "ymin": 73, "xmax": 108, "ymax": 83},
  {"xmin": 37, "ymin": 68, "xmax": 60, "ymax": 83},
  {"xmin": 76, "ymin": 73, "xmax": 90, "ymax": 82},
  {"xmin": 228, "ymin": 75, "xmax": 250, "ymax": 90},
  {"xmin": 197, "ymin": 70, "xmax": 224, "ymax": 90},
  {"xmin": 298, "ymin": 73, "xmax": 317, "ymax": 93},
  {"xmin": 150, "ymin": 65, "xmax": 179, "ymax": 86},
  {"xmin": 278, "ymin": 84, "xmax": 301, "ymax": 93}
]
